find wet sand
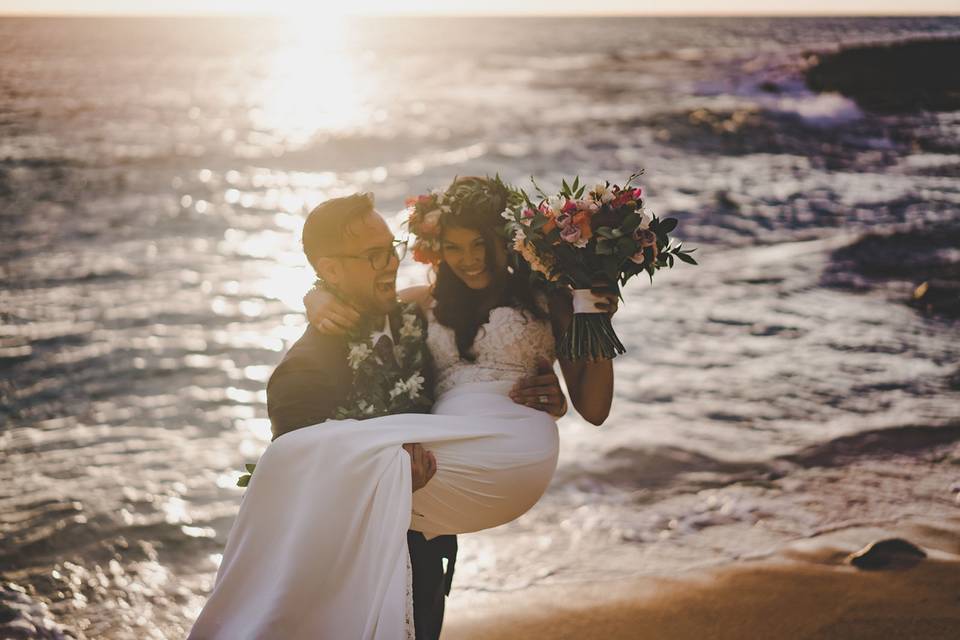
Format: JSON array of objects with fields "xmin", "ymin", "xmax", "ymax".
[{"xmin": 444, "ymin": 517, "xmax": 960, "ymax": 640}]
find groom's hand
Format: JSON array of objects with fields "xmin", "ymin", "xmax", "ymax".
[
  {"xmin": 510, "ymin": 357, "xmax": 568, "ymax": 417},
  {"xmin": 304, "ymin": 285, "xmax": 361, "ymax": 335},
  {"xmin": 403, "ymin": 443, "xmax": 437, "ymax": 492}
]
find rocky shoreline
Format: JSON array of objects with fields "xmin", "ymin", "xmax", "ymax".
[{"xmin": 804, "ymin": 38, "xmax": 960, "ymax": 113}]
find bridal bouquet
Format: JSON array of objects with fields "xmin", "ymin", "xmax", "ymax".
[{"xmin": 503, "ymin": 171, "xmax": 697, "ymax": 360}]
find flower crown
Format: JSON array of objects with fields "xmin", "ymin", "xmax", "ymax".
[{"xmin": 404, "ymin": 175, "xmax": 513, "ymax": 264}]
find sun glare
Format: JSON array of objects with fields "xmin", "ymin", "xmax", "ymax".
[{"xmin": 251, "ymin": 17, "xmax": 371, "ymax": 146}]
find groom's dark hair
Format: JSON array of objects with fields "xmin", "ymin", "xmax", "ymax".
[{"xmin": 302, "ymin": 193, "xmax": 376, "ymax": 270}]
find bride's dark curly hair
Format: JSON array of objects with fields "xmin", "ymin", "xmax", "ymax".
[{"xmin": 432, "ymin": 176, "xmax": 548, "ymax": 361}]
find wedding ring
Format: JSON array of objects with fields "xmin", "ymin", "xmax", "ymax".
[{"xmin": 538, "ymin": 395, "xmax": 548, "ymax": 404}]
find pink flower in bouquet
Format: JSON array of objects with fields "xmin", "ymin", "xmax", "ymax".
[
  {"xmin": 612, "ymin": 190, "xmax": 637, "ymax": 209},
  {"xmin": 537, "ymin": 199, "xmax": 558, "ymax": 219},
  {"xmin": 519, "ymin": 207, "xmax": 537, "ymax": 226},
  {"xmin": 630, "ymin": 227, "xmax": 659, "ymax": 264},
  {"xmin": 635, "ymin": 227, "xmax": 657, "ymax": 247},
  {"xmin": 560, "ymin": 223, "xmax": 582, "ymax": 245},
  {"xmin": 561, "ymin": 199, "xmax": 578, "ymax": 214}
]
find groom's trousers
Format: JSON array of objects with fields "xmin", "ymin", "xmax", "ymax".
[{"xmin": 408, "ymin": 531, "xmax": 457, "ymax": 640}]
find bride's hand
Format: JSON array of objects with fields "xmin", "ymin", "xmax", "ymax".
[
  {"xmin": 303, "ymin": 285, "xmax": 361, "ymax": 335},
  {"xmin": 548, "ymin": 282, "xmax": 619, "ymax": 318},
  {"xmin": 590, "ymin": 282, "xmax": 620, "ymax": 318},
  {"xmin": 510, "ymin": 357, "xmax": 568, "ymax": 417}
]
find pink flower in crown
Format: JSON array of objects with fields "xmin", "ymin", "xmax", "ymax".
[
  {"xmin": 561, "ymin": 199, "xmax": 578, "ymax": 215},
  {"xmin": 520, "ymin": 207, "xmax": 536, "ymax": 226},
  {"xmin": 419, "ymin": 209, "xmax": 443, "ymax": 235},
  {"xmin": 555, "ymin": 212, "xmax": 572, "ymax": 229}
]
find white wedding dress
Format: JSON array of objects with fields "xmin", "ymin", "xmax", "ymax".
[{"xmin": 188, "ymin": 304, "xmax": 560, "ymax": 640}]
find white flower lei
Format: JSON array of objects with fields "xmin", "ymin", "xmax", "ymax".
[{"xmin": 334, "ymin": 302, "xmax": 433, "ymax": 420}]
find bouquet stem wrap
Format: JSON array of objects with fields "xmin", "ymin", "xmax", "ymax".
[{"xmin": 558, "ymin": 289, "xmax": 626, "ymax": 361}]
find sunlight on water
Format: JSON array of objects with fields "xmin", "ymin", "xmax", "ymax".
[
  {"xmin": 253, "ymin": 18, "xmax": 372, "ymax": 146},
  {"xmin": 162, "ymin": 497, "xmax": 192, "ymax": 525}
]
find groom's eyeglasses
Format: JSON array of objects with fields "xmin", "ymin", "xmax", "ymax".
[{"xmin": 329, "ymin": 238, "xmax": 408, "ymax": 270}]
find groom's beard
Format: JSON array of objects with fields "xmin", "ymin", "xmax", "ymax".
[
  {"xmin": 323, "ymin": 281, "xmax": 393, "ymax": 318},
  {"xmin": 332, "ymin": 273, "xmax": 397, "ymax": 317}
]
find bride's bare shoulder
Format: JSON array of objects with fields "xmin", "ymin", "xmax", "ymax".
[{"xmin": 398, "ymin": 285, "xmax": 434, "ymax": 311}]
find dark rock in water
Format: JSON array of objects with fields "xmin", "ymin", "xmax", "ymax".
[
  {"xmin": 781, "ymin": 423, "xmax": 960, "ymax": 469},
  {"xmin": 758, "ymin": 80, "xmax": 781, "ymax": 94},
  {"xmin": 643, "ymin": 103, "xmax": 911, "ymax": 173},
  {"xmin": 910, "ymin": 279, "xmax": 960, "ymax": 318},
  {"xmin": 822, "ymin": 224, "xmax": 960, "ymax": 319},
  {"xmin": 804, "ymin": 38, "xmax": 960, "ymax": 113},
  {"xmin": 846, "ymin": 538, "xmax": 927, "ymax": 570},
  {"xmin": 947, "ymin": 368, "xmax": 960, "ymax": 392},
  {"xmin": 553, "ymin": 444, "xmax": 771, "ymax": 494}
]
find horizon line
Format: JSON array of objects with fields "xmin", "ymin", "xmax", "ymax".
[{"xmin": 1, "ymin": 11, "xmax": 959, "ymax": 18}]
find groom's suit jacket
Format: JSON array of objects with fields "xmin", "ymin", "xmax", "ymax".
[{"xmin": 266, "ymin": 303, "xmax": 456, "ymax": 640}]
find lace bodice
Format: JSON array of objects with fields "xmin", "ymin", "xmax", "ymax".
[{"xmin": 427, "ymin": 302, "xmax": 556, "ymax": 397}]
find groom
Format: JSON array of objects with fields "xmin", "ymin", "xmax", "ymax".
[{"xmin": 266, "ymin": 192, "xmax": 567, "ymax": 640}]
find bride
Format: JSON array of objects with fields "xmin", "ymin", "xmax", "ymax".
[{"xmin": 188, "ymin": 177, "xmax": 618, "ymax": 639}]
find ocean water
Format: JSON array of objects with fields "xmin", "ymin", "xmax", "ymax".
[{"xmin": 1, "ymin": 15, "xmax": 959, "ymax": 639}]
